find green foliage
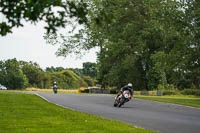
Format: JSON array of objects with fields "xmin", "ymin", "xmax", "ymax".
[
  {"xmin": 20, "ymin": 61, "xmax": 51, "ymax": 89},
  {"xmin": 45, "ymin": 64, "xmax": 97, "ymax": 88},
  {"xmin": 45, "ymin": 66, "xmax": 64, "ymax": 72},
  {"xmin": 147, "ymin": 52, "xmax": 168, "ymax": 90},
  {"xmin": 50, "ymin": 70, "xmax": 88, "ymax": 89},
  {"xmin": 82, "ymin": 76, "xmax": 96, "ymax": 87},
  {"xmin": 45, "ymin": 0, "xmax": 200, "ymax": 91},
  {"xmin": 83, "ymin": 62, "xmax": 97, "ymax": 78},
  {"xmin": 1, "ymin": 59, "xmax": 93, "ymax": 89},
  {"xmin": 0, "ymin": 61, "xmax": 6, "ymax": 85},
  {"xmin": 163, "ymin": 90, "xmax": 180, "ymax": 96},
  {"xmin": 0, "ymin": 0, "xmax": 88, "ymax": 36},
  {"xmin": 0, "ymin": 59, "xmax": 28, "ymax": 89},
  {"xmin": 95, "ymin": 0, "xmax": 200, "ymax": 90},
  {"xmin": 167, "ymin": 84, "xmax": 175, "ymax": 90},
  {"xmin": 157, "ymin": 84, "xmax": 165, "ymax": 90},
  {"xmin": 2, "ymin": 0, "xmax": 200, "ymax": 91},
  {"xmin": 181, "ymin": 89, "xmax": 200, "ymax": 96},
  {"xmin": 69, "ymin": 68, "xmax": 84, "ymax": 77}
]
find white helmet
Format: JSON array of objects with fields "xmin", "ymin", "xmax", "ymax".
[{"xmin": 128, "ymin": 83, "xmax": 133, "ymax": 87}]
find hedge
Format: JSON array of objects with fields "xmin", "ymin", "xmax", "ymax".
[{"xmin": 181, "ymin": 89, "xmax": 200, "ymax": 96}]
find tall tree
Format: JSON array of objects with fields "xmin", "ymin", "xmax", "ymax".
[
  {"xmin": 45, "ymin": 0, "xmax": 200, "ymax": 90},
  {"xmin": 1, "ymin": 59, "xmax": 28, "ymax": 89},
  {"xmin": 20, "ymin": 61, "xmax": 51, "ymax": 88}
]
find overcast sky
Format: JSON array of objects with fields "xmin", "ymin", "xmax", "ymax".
[{"xmin": 0, "ymin": 22, "xmax": 97, "ymax": 69}]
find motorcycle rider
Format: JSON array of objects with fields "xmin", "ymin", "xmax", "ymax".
[
  {"xmin": 53, "ymin": 81, "xmax": 57, "ymax": 87},
  {"xmin": 53, "ymin": 81, "xmax": 58, "ymax": 93},
  {"xmin": 116, "ymin": 83, "xmax": 133, "ymax": 100}
]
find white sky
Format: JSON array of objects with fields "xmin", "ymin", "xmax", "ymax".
[{"xmin": 0, "ymin": 22, "xmax": 97, "ymax": 69}]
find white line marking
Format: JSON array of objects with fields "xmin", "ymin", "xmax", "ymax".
[{"xmin": 34, "ymin": 93, "xmax": 77, "ymax": 111}]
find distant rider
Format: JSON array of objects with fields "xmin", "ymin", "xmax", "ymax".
[
  {"xmin": 116, "ymin": 83, "xmax": 133, "ymax": 100},
  {"xmin": 53, "ymin": 81, "xmax": 57, "ymax": 88},
  {"xmin": 53, "ymin": 81, "xmax": 58, "ymax": 93}
]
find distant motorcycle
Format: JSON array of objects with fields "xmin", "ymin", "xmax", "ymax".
[
  {"xmin": 114, "ymin": 90, "xmax": 132, "ymax": 107},
  {"xmin": 53, "ymin": 85, "xmax": 58, "ymax": 94}
]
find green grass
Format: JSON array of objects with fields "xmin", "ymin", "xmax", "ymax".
[
  {"xmin": 0, "ymin": 91, "xmax": 155, "ymax": 133},
  {"xmin": 135, "ymin": 95, "xmax": 200, "ymax": 108}
]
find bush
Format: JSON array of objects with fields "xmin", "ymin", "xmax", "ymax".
[
  {"xmin": 82, "ymin": 76, "xmax": 95, "ymax": 86},
  {"xmin": 167, "ymin": 84, "xmax": 175, "ymax": 90},
  {"xmin": 157, "ymin": 84, "xmax": 175, "ymax": 90},
  {"xmin": 50, "ymin": 70, "xmax": 88, "ymax": 89},
  {"xmin": 163, "ymin": 90, "xmax": 180, "ymax": 95},
  {"xmin": 181, "ymin": 89, "xmax": 200, "ymax": 96},
  {"xmin": 157, "ymin": 84, "xmax": 165, "ymax": 90}
]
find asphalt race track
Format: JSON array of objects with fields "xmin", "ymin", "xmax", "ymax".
[{"xmin": 36, "ymin": 93, "xmax": 200, "ymax": 133}]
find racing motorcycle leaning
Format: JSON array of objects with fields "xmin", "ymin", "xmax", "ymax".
[
  {"xmin": 53, "ymin": 84, "xmax": 58, "ymax": 94},
  {"xmin": 114, "ymin": 90, "xmax": 132, "ymax": 107}
]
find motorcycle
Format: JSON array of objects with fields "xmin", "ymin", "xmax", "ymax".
[
  {"xmin": 53, "ymin": 85, "xmax": 58, "ymax": 94},
  {"xmin": 114, "ymin": 90, "xmax": 132, "ymax": 107}
]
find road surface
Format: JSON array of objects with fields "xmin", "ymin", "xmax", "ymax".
[{"xmin": 36, "ymin": 93, "xmax": 200, "ymax": 133}]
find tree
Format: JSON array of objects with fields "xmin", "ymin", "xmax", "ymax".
[
  {"xmin": 2, "ymin": 59, "xmax": 28, "ymax": 89},
  {"xmin": 50, "ymin": 69, "xmax": 87, "ymax": 89},
  {"xmin": 183, "ymin": 0, "xmax": 200, "ymax": 89},
  {"xmin": 0, "ymin": 60, "xmax": 6, "ymax": 86},
  {"xmin": 69, "ymin": 68, "xmax": 83, "ymax": 77},
  {"xmin": 83, "ymin": 62, "xmax": 97, "ymax": 78},
  {"xmin": 82, "ymin": 76, "xmax": 96, "ymax": 86},
  {"xmin": 94, "ymin": 0, "xmax": 200, "ymax": 90},
  {"xmin": 20, "ymin": 61, "xmax": 51, "ymax": 88},
  {"xmin": 45, "ymin": 66, "xmax": 64, "ymax": 72},
  {"xmin": 0, "ymin": 0, "xmax": 88, "ymax": 36},
  {"xmin": 45, "ymin": 0, "xmax": 200, "ymax": 90},
  {"xmin": 44, "ymin": 0, "xmax": 110, "ymax": 58}
]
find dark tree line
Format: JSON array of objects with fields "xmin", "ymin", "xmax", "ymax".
[
  {"xmin": 96, "ymin": 0, "xmax": 200, "ymax": 90},
  {"xmin": 0, "ymin": 58, "xmax": 97, "ymax": 89}
]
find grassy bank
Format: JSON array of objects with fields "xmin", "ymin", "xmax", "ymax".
[
  {"xmin": 135, "ymin": 95, "xmax": 200, "ymax": 108},
  {"xmin": 0, "ymin": 91, "xmax": 155, "ymax": 133}
]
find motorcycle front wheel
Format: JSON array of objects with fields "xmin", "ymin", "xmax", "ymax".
[{"xmin": 113, "ymin": 101, "xmax": 118, "ymax": 107}]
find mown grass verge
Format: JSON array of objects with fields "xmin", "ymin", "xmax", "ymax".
[
  {"xmin": 135, "ymin": 95, "xmax": 200, "ymax": 108},
  {"xmin": 0, "ymin": 91, "xmax": 155, "ymax": 133}
]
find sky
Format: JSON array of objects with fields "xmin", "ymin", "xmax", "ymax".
[{"xmin": 0, "ymin": 22, "xmax": 98, "ymax": 69}]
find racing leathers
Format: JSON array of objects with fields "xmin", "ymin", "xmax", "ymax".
[{"xmin": 116, "ymin": 85, "xmax": 133, "ymax": 100}]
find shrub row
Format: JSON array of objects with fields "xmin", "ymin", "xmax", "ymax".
[
  {"xmin": 163, "ymin": 90, "xmax": 180, "ymax": 95},
  {"xmin": 50, "ymin": 70, "xmax": 88, "ymax": 89},
  {"xmin": 181, "ymin": 89, "xmax": 200, "ymax": 96},
  {"xmin": 162, "ymin": 89, "xmax": 200, "ymax": 96}
]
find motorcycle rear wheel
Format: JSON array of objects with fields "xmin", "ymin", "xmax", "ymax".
[{"xmin": 118, "ymin": 100, "xmax": 124, "ymax": 107}]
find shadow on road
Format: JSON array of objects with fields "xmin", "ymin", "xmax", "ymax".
[{"xmin": 114, "ymin": 106, "xmax": 134, "ymax": 109}]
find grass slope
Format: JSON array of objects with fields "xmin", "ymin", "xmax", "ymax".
[
  {"xmin": 0, "ymin": 91, "xmax": 155, "ymax": 133},
  {"xmin": 135, "ymin": 95, "xmax": 200, "ymax": 108}
]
